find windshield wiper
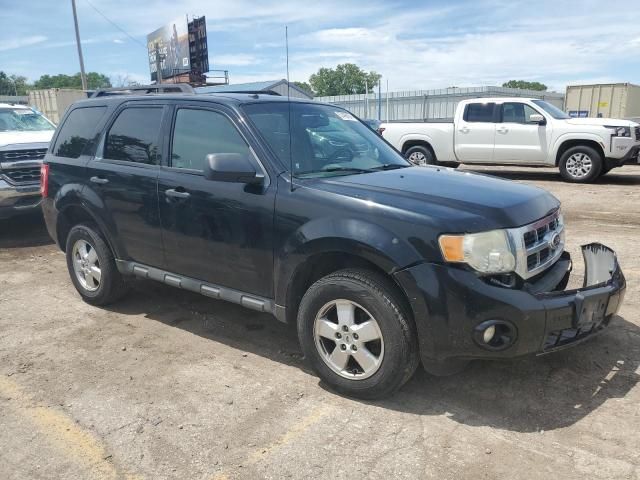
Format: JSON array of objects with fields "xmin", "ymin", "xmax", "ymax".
[{"xmin": 370, "ymin": 164, "xmax": 407, "ymax": 171}]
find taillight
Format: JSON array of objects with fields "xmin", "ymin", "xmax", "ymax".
[
  {"xmin": 40, "ymin": 163, "xmax": 49, "ymax": 197},
  {"xmin": 377, "ymin": 127, "xmax": 385, "ymax": 135}
]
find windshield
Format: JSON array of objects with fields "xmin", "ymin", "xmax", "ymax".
[
  {"xmin": 531, "ymin": 100, "xmax": 570, "ymax": 120},
  {"xmin": 0, "ymin": 108, "xmax": 55, "ymax": 132},
  {"xmin": 242, "ymin": 102, "xmax": 409, "ymax": 177}
]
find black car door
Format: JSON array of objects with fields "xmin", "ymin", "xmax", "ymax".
[
  {"xmin": 157, "ymin": 103, "xmax": 276, "ymax": 298},
  {"xmin": 85, "ymin": 103, "xmax": 167, "ymax": 267}
]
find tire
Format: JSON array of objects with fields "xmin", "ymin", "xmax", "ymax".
[
  {"xmin": 599, "ymin": 164, "xmax": 614, "ymax": 177},
  {"xmin": 559, "ymin": 145, "xmax": 602, "ymax": 183},
  {"xmin": 405, "ymin": 145, "xmax": 435, "ymax": 166},
  {"xmin": 297, "ymin": 268, "xmax": 419, "ymax": 399},
  {"xmin": 65, "ymin": 223, "xmax": 128, "ymax": 306}
]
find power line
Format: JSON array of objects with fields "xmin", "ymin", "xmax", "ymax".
[{"xmin": 82, "ymin": 0, "xmax": 147, "ymax": 49}]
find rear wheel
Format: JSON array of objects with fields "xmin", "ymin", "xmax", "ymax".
[
  {"xmin": 297, "ymin": 269, "xmax": 419, "ymax": 399},
  {"xmin": 405, "ymin": 145, "xmax": 435, "ymax": 166},
  {"xmin": 559, "ymin": 146, "xmax": 602, "ymax": 183},
  {"xmin": 65, "ymin": 223, "xmax": 128, "ymax": 306}
]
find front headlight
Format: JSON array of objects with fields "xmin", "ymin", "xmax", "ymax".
[
  {"xmin": 439, "ymin": 230, "xmax": 516, "ymax": 274},
  {"xmin": 605, "ymin": 126, "xmax": 631, "ymax": 137}
]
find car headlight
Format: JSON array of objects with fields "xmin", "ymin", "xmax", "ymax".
[
  {"xmin": 439, "ymin": 230, "xmax": 516, "ymax": 274},
  {"xmin": 605, "ymin": 126, "xmax": 631, "ymax": 137}
]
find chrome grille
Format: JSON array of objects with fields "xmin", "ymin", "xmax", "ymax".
[
  {"xmin": 2, "ymin": 167, "xmax": 41, "ymax": 184},
  {"xmin": 508, "ymin": 210, "xmax": 564, "ymax": 280},
  {"xmin": 0, "ymin": 148, "xmax": 47, "ymax": 162}
]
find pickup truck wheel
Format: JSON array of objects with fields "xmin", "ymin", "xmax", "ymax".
[
  {"xmin": 297, "ymin": 269, "xmax": 419, "ymax": 399},
  {"xmin": 405, "ymin": 145, "xmax": 435, "ymax": 166},
  {"xmin": 559, "ymin": 146, "xmax": 602, "ymax": 183},
  {"xmin": 65, "ymin": 224, "xmax": 127, "ymax": 306}
]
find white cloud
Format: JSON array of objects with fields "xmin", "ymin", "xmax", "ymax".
[
  {"xmin": 0, "ymin": 35, "xmax": 47, "ymax": 52},
  {"xmin": 214, "ymin": 54, "xmax": 260, "ymax": 67}
]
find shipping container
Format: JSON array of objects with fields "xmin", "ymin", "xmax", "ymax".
[
  {"xmin": 564, "ymin": 83, "xmax": 640, "ymax": 119},
  {"xmin": 27, "ymin": 88, "xmax": 87, "ymax": 124},
  {"xmin": 315, "ymin": 86, "xmax": 564, "ymax": 122}
]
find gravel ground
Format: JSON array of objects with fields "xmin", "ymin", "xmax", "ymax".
[{"xmin": 1, "ymin": 165, "xmax": 639, "ymax": 480}]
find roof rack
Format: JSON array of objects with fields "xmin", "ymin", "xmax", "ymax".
[{"xmin": 90, "ymin": 84, "xmax": 195, "ymax": 98}]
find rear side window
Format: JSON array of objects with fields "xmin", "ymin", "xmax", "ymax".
[
  {"xmin": 104, "ymin": 107, "xmax": 163, "ymax": 165},
  {"xmin": 54, "ymin": 106, "xmax": 107, "ymax": 158},
  {"xmin": 171, "ymin": 108, "xmax": 251, "ymax": 170},
  {"xmin": 464, "ymin": 103, "xmax": 496, "ymax": 122}
]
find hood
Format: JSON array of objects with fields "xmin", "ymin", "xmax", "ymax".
[
  {"xmin": 564, "ymin": 117, "xmax": 638, "ymax": 127},
  {"xmin": 309, "ymin": 166, "xmax": 560, "ymax": 232},
  {"xmin": 0, "ymin": 130, "xmax": 55, "ymax": 149}
]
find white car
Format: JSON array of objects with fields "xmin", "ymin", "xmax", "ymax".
[
  {"xmin": 0, "ymin": 104, "xmax": 55, "ymax": 219},
  {"xmin": 381, "ymin": 97, "xmax": 640, "ymax": 183}
]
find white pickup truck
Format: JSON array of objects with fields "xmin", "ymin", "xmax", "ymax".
[{"xmin": 380, "ymin": 97, "xmax": 640, "ymax": 183}]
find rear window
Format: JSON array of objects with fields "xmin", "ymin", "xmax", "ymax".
[
  {"xmin": 104, "ymin": 107, "xmax": 163, "ymax": 165},
  {"xmin": 53, "ymin": 106, "xmax": 107, "ymax": 158},
  {"xmin": 464, "ymin": 103, "xmax": 496, "ymax": 122}
]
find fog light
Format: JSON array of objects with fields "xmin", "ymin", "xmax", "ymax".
[{"xmin": 482, "ymin": 325, "xmax": 496, "ymax": 344}]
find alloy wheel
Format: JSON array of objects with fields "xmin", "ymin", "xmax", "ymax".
[
  {"xmin": 565, "ymin": 152, "xmax": 593, "ymax": 178},
  {"xmin": 72, "ymin": 239, "xmax": 101, "ymax": 292},
  {"xmin": 313, "ymin": 299, "xmax": 384, "ymax": 380}
]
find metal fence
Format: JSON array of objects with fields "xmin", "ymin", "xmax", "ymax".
[{"xmin": 315, "ymin": 86, "xmax": 565, "ymax": 121}]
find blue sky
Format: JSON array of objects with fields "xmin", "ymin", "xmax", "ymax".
[{"xmin": 1, "ymin": 0, "xmax": 639, "ymax": 92}]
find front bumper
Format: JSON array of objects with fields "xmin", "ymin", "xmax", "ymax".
[
  {"xmin": 0, "ymin": 178, "xmax": 41, "ymax": 219},
  {"xmin": 394, "ymin": 243, "xmax": 625, "ymax": 365},
  {"xmin": 606, "ymin": 137, "xmax": 640, "ymax": 166}
]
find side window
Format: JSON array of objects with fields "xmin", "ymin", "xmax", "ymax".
[
  {"xmin": 54, "ymin": 107, "xmax": 107, "ymax": 158},
  {"xmin": 502, "ymin": 103, "xmax": 541, "ymax": 124},
  {"xmin": 171, "ymin": 108, "xmax": 251, "ymax": 170},
  {"xmin": 464, "ymin": 103, "xmax": 496, "ymax": 123},
  {"xmin": 104, "ymin": 107, "xmax": 163, "ymax": 165}
]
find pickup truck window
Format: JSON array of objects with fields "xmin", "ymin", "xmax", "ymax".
[
  {"xmin": 463, "ymin": 103, "xmax": 496, "ymax": 123},
  {"xmin": 104, "ymin": 107, "xmax": 163, "ymax": 165},
  {"xmin": 242, "ymin": 102, "xmax": 408, "ymax": 177},
  {"xmin": 531, "ymin": 100, "xmax": 570, "ymax": 119},
  {"xmin": 53, "ymin": 106, "xmax": 107, "ymax": 159},
  {"xmin": 501, "ymin": 103, "xmax": 540, "ymax": 124},
  {"xmin": 171, "ymin": 108, "xmax": 251, "ymax": 170},
  {"xmin": 0, "ymin": 108, "xmax": 55, "ymax": 132}
]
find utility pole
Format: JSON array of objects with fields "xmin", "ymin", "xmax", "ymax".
[{"xmin": 70, "ymin": 0, "xmax": 87, "ymax": 90}]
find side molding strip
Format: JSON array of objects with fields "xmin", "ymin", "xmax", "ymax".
[{"xmin": 115, "ymin": 259, "xmax": 279, "ymax": 318}]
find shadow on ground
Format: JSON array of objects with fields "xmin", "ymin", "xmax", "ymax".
[
  {"xmin": 0, "ymin": 213, "xmax": 54, "ymax": 249},
  {"xmin": 107, "ymin": 279, "xmax": 640, "ymax": 433},
  {"xmin": 465, "ymin": 166, "xmax": 640, "ymax": 185}
]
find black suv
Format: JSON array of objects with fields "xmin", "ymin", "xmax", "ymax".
[{"xmin": 41, "ymin": 93, "xmax": 626, "ymax": 398}]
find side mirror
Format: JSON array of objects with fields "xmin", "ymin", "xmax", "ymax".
[
  {"xmin": 529, "ymin": 113, "xmax": 546, "ymax": 125},
  {"xmin": 204, "ymin": 153, "xmax": 263, "ymax": 184}
]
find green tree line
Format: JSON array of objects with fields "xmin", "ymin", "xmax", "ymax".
[{"xmin": 0, "ymin": 71, "xmax": 112, "ymax": 96}]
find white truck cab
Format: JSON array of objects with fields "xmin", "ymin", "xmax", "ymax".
[
  {"xmin": 0, "ymin": 104, "xmax": 55, "ymax": 219},
  {"xmin": 381, "ymin": 97, "xmax": 640, "ymax": 182}
]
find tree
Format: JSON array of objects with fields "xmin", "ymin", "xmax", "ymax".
[
  {"xmin": 293, "ymin": 81, "xmax": 314, "ymax": 96},
  {"xmin": 0, "ymin": 71, "xmax": 30, "ymax": 96},
  {"xmin": 502, "ymin": 80, "xmax": 548, "ymax": 91},
  {"xmin": 33, "ymin": 72, "xmax": 112, "ymax": 90},
  {"xmin": 309, "ymin": 63, "xmax": 381, "ymax": 97}
]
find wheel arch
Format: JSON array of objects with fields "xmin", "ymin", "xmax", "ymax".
[
  {"xmin": 56, "ymin": 203, "xmax": 116, "ymax": 256},
  {"xmin": 553, "ymin": 137, "xmax": 605, "ymax": 166}
]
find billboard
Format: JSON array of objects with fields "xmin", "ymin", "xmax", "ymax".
[{"xmin": 147, "ymin": 17, "xmax": 190, "ymax": 82}]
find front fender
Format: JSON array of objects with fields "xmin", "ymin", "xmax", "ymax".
[
  {"xmin": 551, "ymin": 132, "xmax": 608, "ymax": 162},
  {"xmin": 273, "ymin": 217, "xmax": 424, "ymax": 309}
]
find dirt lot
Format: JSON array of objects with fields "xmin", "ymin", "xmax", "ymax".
[{"xmin": 1, "ymin": 166, "xmax": 639, "ymax": 480}]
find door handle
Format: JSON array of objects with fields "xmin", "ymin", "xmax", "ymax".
[
  {"xmin": 90, "ymin": 176, "xmax": 109, "ymax": 184},
  {"xmin": 165, "ymin": 188, "xmax": 191, "ymax": 199},
  {"xmin": 459, "ymin": 127, "xmax": 470, "ymax": 134},
  {"xmin": 497, "ymin": 127, "xmax": 509, "ymax": 134}
]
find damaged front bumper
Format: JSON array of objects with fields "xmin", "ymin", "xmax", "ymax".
[{"xmin": 393, "ymin": 243, "xmax": 626, "ymax": 365}]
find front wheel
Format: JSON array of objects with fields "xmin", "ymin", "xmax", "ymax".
[
  {"xmin": 297, "ymin": 269, "xmax": 419, "ymax": 399},
  {"xmin": 559, "ymin": 146, "xmax": 602, "ymax": 183}
]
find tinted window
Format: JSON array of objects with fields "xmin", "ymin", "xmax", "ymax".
[
  {"xmin": 171, "ymin": 109, "xmax": 250, "ymax": 170},
  {"xmin": 54, "ymin": 107, "xmax": 107, "ymax": 158},
  {"xmin": 502, "ymin": 103, "xmax": 540, "ymax": 124},
  {"xmin": 464, "ymin": 103, "xmax": 495, "ymax": 122},
  {"xmin": 104, "ymin": 107, "xmax": 163, "ymax": 165}
]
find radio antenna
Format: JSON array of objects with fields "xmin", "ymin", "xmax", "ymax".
[{"xmin": 286, "ymin": 25, "xmax": 293, "ymax": 192}]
